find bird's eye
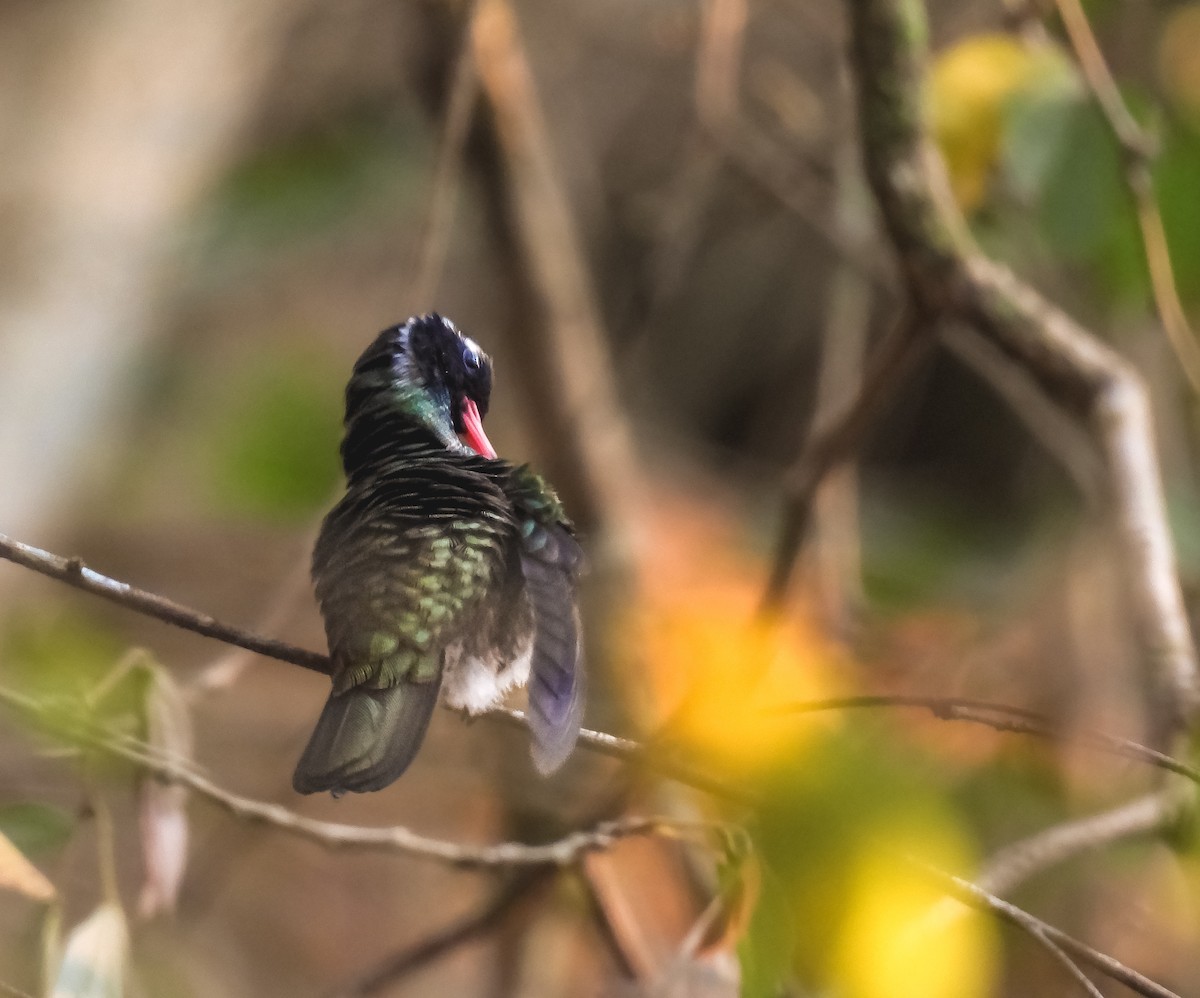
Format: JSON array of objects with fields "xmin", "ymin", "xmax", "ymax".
[{"xmin": 463, "ymin": 349, "xmax": 481, "ymax": 371}]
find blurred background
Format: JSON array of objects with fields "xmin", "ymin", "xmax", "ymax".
[{"xmin": 1, "ymin": 0, "xmax": 1200, "ymax": 994}]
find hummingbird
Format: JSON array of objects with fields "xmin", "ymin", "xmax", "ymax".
[{"xmin": 292, "ymin": 314, "xmax": 585, "ymax": 795}]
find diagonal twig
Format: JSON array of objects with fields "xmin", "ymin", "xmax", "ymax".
[
  {"xmin": 760, "ymin": 301, "xmax": 931, "ymax": 616},
  {"xmin": 977, "ymin": 788, "xmax": 1183, "ymax": 898},
  {"xmin": 922, "ymin": 862, "xmax": 1180, "ymax": 998},
  {"xmin": 0, "ymin": 531, "xmax": 748, "ymax": 802},
  {"xmin": 0, "ymin": 681, "xmax": 720, "ymax": 870},
  {"xmin": 1052, "ymin": 0, "xmax": 1200, "ymax": 393},
  {"xmin": 327, "ymin": 867, "xmax": 552, "ymax": 997},
  {"xmin": 769, "ymin": 694, "xmax": 1200, "ymax": 785}
]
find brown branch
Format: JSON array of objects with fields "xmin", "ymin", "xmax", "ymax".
[
  {"xmin": 0, "ymin": 532, "xmax": 751, "ymax": 801},
  {"xmin": 0, "ymin": 532, "xmax": 329, "ymax": 674},
  {"xmin": 921, "ymin": 863, "xmax": 1181, "ymax": 998},
  {"xmin": 847, "ymin": 0, "xmax": 1199, "ymax": 734},
  {"xmin": 760, "ymin": 302, "xmax": 932, "ymax": 616},
  {"xmin": 410, "ymin": 1, "xmax": 480, "ymax": 309},
  {"xmin": 769, "ymin": 694, "xmax": 1200, "ymax": 786},
  {"xmin": 329, "ymin": 868, "xmax": 552, "ymax": 997},
  {"xmin": 469, "ymin": 0, "xmax": 643, "ymax": 546},
  {"xmin": 1053, "ymin": 0, "xmax": 1200, "ymax": 393}
]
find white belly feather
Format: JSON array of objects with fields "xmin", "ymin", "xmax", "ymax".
[{"xmin": 442, "ymin": 634, "xmax": 533, "ymax": 714}]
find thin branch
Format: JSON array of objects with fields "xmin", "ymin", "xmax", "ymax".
[
  {"xmin": 329, "ymin": 868, "xmax": 552, "ymax": 997},
  {"xmin": 1027, "ymin": 926, "xmax": 1107, "ymax": 998},
  {"xmin": 1053, "ymin": 0, "xmax": 1200, "ymax": 393},
  {"xmin": 847, "ymin": 0, "xmax": 1199, "ymax": 734},
  {"xmin": 977, "ymin": 788, "xmax": 1182, "ymax": 897},
  {"xmin": 410, "ymin": 0, "xmax": 480, "ymax": 309},
  {"xmin": 0, "ymin": 532, "xmax": 751, "ymax": 801},
  {"xmin": 469, "ymin": 0, "xmax": 643, "ymax": 545},
  {"xmin": 0, "ymin": 532, "xmax": 329, "ymax": 674},
  {"xmin": 4, "ymin": 530, "xmax": 1194, "ymax": 796},
  {"xmin": 477, "ymin": 706, "xmax": 749, "ymax": 803},
  {"xmin": 0, "ymin": 682, "xmax": 718, "ymax": 870},
  {"xmin": 921, "ymin": 863, "xmax": 1181, "ymax": 998},
  {"xmin": 760, "ymin": 302, "xmax": 931, "ymax": 617},
  {"xmin": 769, "ymin": 694, "xmax": 1200, "ymax": 786}
]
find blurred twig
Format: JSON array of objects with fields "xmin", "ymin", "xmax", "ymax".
[
  {"xmin": 847, "ymin": 0, "xmax": 1199, "ymax": 735},
  {"xmin": 921, "ymin": 862, "xmax": 1180, "ymax": 998},
  {"xmin": 7, "ymin": 532, "xmax": 1198, "ymax": 794},
  {"xmin": 0, "ymin": 533, "xmax": 329, "ymax": 674},
  {"xmin": 329, "ymin": 868, "xmax": 552, "ymax": 997},
  {"xmin": 977, "ymin": 788, "xmax": 1185, "ymax": 897},
  {"xmin": 760, "ymin": 302, "xmax": 931, "ymax": 617},
  {"xmin": 941, "ymin": 324, "xmax": 1104, "ymax": 499},
  {"xmin": 770, "ymin": 693, "xmax": 1200, "ymax": 786},
  {"xmin": 469, "ymin": 0, "xmax": 643, "ymax": 549},
  {"xmin": 0, "ymin": 532, "xmax": 746, "ymax": 801},
  {"xmin": 1053, "ymin": 0, "xmax": 1200, "ymax": 393},
  {"xmin": 410, "ymin": 2, "xmax": 481, "ymax": 309},
  {"xmin": 807, "ymin": 125, "xmax": 874, "ymax": 630},
  {"xmin": 0, "ymin": 681, "xmax": 722, "ymax": 870}
]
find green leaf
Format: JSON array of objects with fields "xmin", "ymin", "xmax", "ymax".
[
  {"xmin": 0, "ymin": 804, "xmax": 76, "ymax": 859},
  {"xmin": 739, "ymin": 859, "xmax": 796, "ymax": 998},
  {"xmin": 206, "ymin": 347, "xmax": 342, "ymax": 519},
  {"xmin": 2, "ymin": 614, "xmax": 127, "ymax": 701},
  {"xmin": 1156, "ymin": 121, "xmax": 1200, "ymax": 310}
]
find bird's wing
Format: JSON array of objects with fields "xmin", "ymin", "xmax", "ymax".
[
  {"xmin": 508, "ymin": 465, "xmax": 586, "ymax": 774},
  {"xmin": 312, "ymin": 463, "xmax": 515, "ymax": 694}
]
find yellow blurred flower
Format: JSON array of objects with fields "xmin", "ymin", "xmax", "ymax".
[
  {"xmin": 644, "ymin": 597, "xmax": 839, "ymax": 770},
  {"xmin": 834, "ymin": 822, "xmax": 996, "ymax": 998}
]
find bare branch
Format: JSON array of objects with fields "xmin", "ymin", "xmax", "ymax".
[
  {"xmin": 410, "ymin": 1, "xmax": 480, "ymax": 309},
  {"xmin": 769, "ymin": 694, "xmax": 1200, "ymax": 786},
  {"xmin": 0, "ymin": 682, "xmax": 719, "ymax": 870},
  {"xmin": 977, "ymin": 789, "xmax": 1183, "ymax": 897},
  {"xmin": 0, "ymin": 532, "xmax": 329, "ymax": 674},
  {"xmin": 922, "ymin": 863, "xmax": 1181, "ymax": 998},
  {"xmin": 470, "ymin": 0, "xmax": 643, "ymax": 545},
  {"xmin": 760, "ymin": 302, "xmax": 931, "ymax": 616},
  {"xmin": 328, "ymin": 869, "xmax": 551, "ymax": 997},
  {"xmin": 1026, "ymin": 926, "xmax": 1107, "ymax": 998},
  {"xmin": 0, "ymin": 532, "xmax": 751, "ymax": 801}
]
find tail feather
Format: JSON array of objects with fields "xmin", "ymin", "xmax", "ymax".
[{"xmin": 292, "ymin": 677, "xmax": 442, "ymax": 795}]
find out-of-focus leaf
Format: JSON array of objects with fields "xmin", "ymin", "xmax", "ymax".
[
  {"xmin": 746, "ymin": 730, "xmax": 996, "ymax": 996},
  {"xmin": 201, "ymin": 115, "xmax": 428, "ymax": 256},
  {"xmin": 2, "ymin": 614, "xmax": 127, "ymax": 703},
  {"xmin": 51, "ymin": 903, "xmax": 127, "ymax": 998},
  {"xmin": 0, "ymin": 803, "xmax": 76, "ymax": 859},
  {"xmin": 1030, "ymin": 95, "xmax": 1150, "ymax": 306},
  {"xmin": 205, "ymin": 347, "xmax": 342, "ymax": 518},
  {"xmin": 738, "ymin": 858, "xmax": 795, "ymax": 998},
  {"xmin": 1001, "ymin": 84, "xmax": 1081, "ymax": 202},
  {"xmin": 1156, "ymin": 125, "xmax": 1200, "ymax": 309},
  {"xmin": 135, "ymin": 665, "xmax": 192, "ymax": 919},
  {"xmin": 0, "ymin": 829, "xmax": 55, "ymax": 903},
  {"xmin": 641, "ymin": 597, "xmax": 837, "ymax": 772},
  {"xmin": 930, "ymin": 35, "xmax": 1073, "ymax": 211}
]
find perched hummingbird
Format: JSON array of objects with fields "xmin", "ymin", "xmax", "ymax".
[{"xmin": 292, "ymin": 314, "xmax": 585, "ymax": 795}]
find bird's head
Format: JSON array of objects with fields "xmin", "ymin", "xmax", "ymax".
[{"xmin": 345, "ymin": 313, "xmax": 497, "ymax": 459}]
